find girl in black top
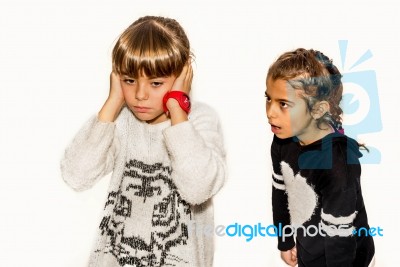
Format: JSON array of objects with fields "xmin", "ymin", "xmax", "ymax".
[{"xmin": 265, "ymin": 48, "xmax": 375, "ymax": 267}]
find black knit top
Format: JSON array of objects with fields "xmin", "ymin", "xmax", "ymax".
[{"xmin": 271, "ymin": 132, "xmax": 375, "ymax": 266}]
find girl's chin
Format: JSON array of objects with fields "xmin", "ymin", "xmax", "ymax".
[
  {"xmin": 134, "ymin": 112, "xmax": 168, "ymax": 124},
  {"xmin": 274, "ymin": 131, "xmax": 294, "ymax": 140}
]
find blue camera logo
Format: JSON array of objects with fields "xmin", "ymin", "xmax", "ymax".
[
  {"xmin": 339, "ymin": 40, "xmax": 382, "ymax": 164},
  {"xmin": 298, "ymin": 41, "xmax": 382, "ymax": 169}
]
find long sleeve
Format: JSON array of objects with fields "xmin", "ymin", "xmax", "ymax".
[
  {"xmin": 60, "ymin": 115, "xmax": 119, "ymax": 191},
  {"xmin": 271, "ymin": 136, "xmax": 295, "ymax": 251},
  {"xmin": 319, "ymin": 142, "xmax": 360, "ymax": 266},
  {"xmin": 163, "ymin": 103, "xmax": 226, "ymax": 205}
]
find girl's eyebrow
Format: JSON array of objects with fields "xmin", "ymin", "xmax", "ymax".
[
  {"xmin": 265, "ymin": 92, "xmax": 295, "ymax": 104},
  {"xmin": 278, "ymin": 98, "xmax": 295, "ymax": 104}
]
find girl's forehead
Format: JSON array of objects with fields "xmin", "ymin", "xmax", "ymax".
[
  {"xmin": 267, "ymin": 78, "xmax": 298, "ymax": 99},
  {"xmin": 266, "ymin": 79, "xmax": 304, "ymax": 102}
]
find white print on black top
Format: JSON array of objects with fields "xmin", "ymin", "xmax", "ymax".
[
  {"xmin": 273, "ymin": 161, "xmax": 358, "ymax": 235},
  {"xmin": 98, "ymin": 159, "xmax": 192, "ymax": 267},
  {"xmin": 273, "ymin": 161, "xmax": 318, "ymax": 225}
]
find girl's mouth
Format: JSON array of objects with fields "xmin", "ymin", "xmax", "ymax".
[
  {"xmin": 133, "ymin": 106, "xmax": 151, "ymax": 113},
  {"xmin": 270, "ymin": 124, "xmax": 282, "ymax": 134}
]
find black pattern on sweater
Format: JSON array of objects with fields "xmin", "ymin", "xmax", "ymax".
[{"xmin": 98, "ymin": 159, "xmax": 192, "ymax": 266}]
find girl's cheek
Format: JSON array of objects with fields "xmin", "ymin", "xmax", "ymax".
[{"xmin": 122, "ymin": 91, "xmax": 133, "ymax": 103}]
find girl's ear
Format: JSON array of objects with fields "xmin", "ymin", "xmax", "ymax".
[{"xmin": 311, "ymin": 101, "xmax": 330, "ymax": 119}]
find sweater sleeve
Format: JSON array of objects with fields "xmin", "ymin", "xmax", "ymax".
[
  {"xmin": 319, "ymin": 142, "xmax": 360, "ymax": 266},
  {"xmin": 60, "ymin": 115, "xmax": 119, "ymax": 191},
  {"xmin": 162, "ymin": 103, "xmax": 226, "ymax": 205},
  {"xmin": 271, "ymin": 136, "xmax": 295, "ymax": 251}
]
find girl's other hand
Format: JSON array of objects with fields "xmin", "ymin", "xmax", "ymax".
[
  {"xmin": 281, "ymin": 246, "xmax": 298, "ymax": 267},
  {"xmin": 98, "ymin": 72, "xmax": 125, "ymax": 122},
  {"xmin": 109, "ymin": 72, "xmax": 125, "ymax": 106},
  {"xmin": 171, "ymin": 62, "xmax": 193, "ymax": 95}
]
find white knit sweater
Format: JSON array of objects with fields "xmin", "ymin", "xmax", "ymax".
[{"xmin": 61, "ymin": 102, "xmax": 226, "ymax": 267}]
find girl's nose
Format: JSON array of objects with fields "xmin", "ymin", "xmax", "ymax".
[
  {"xmin": 266, "ymin": 103, "xmax": 276, "ymax": 119},
  {"xmin": 135, "ymin": 84, "xmax": 148, "ymax": 100}
]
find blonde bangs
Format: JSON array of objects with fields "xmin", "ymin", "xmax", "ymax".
[{"xmin": 112, "ymin": 20, "xmax": 189, "ymax": 78}]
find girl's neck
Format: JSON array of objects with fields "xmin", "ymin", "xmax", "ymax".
[{"xmin": 297, "ymin": 123, "xmax": 334, "ymax": 146}]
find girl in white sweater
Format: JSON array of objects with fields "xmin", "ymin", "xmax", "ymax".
[{"xmin": 61, "ymin": 16, "xmax": 226, "ymax": 267}]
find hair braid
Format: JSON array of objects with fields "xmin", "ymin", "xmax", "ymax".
[{"xmin": 313, "ymin": 50, "xmax": 344, "ymax": 131}]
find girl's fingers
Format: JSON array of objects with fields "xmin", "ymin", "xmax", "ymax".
[
  {"xmin": 291, "ymin": 247, "xmax": 297, "ymax": 258},
  {"xmin": 179, "ymin": 64, "xmax": 189, "ymax": 80},
  {"xmin": 291, "ymin": 250, "xmax": 297, "ymax": 265},
  {"xmin": 172, "ymin": 62, "xmax": 192, "ymax": 93},
  {"xmin": 185, "ymin": 64, "xmax": 193, "ymax": 83}
]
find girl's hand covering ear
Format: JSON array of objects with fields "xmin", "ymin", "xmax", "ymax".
[
  {"xmin": 98, "ymin": 72, "xmax": 125, "ymax": 122},
  {"xmin": 109, "ymin": 72, "xmax": 125, "ymax": 107},
  {"xmin": 171, "ymin": 62, "xmax": 193, "ymax": 95}
]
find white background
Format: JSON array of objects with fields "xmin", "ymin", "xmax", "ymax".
[{"xmin": 0, "ymin": 0, "xmax": 399, "ymax": 266}]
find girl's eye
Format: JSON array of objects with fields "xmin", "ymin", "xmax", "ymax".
[
  {"xmin": 151, "ymin": 82, "xmax": 163, "ymax": 87},
  {"xmin": 123, "ymin": 79, "xmax": 135, "ymax": 85},
  {"xmin": 280, "ymin": 102, "xmax": 289, "ymax": 108}
]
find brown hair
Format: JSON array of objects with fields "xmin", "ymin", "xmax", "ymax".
[
  {"xmin": 267, "ymin": 48, "xmax": 343, "ymax": 130},
  {"xmin": 112, "ymin": 16, "xmax": 191, "ymax": 78}
]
